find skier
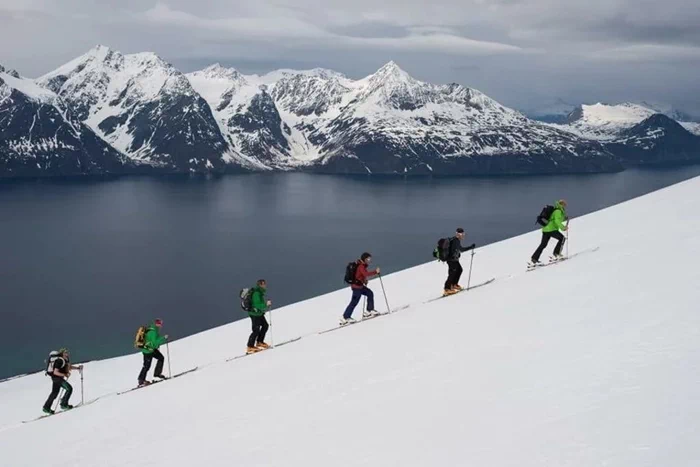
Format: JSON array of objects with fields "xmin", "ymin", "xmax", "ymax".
[
  {"xmin": 246, "ymin": 279, "xmax": 272, "ymax": 354},
  {"xmin": 529, "ymin": 199, "xmax": 568, "ymax": 267},
  {"xmin": 137, "ymin": 319, "xmax": 169, "ymax": 387},
  {"xmin": 341, "ymin": 252, "xmax": 381, "ymax": 325},
  {"xmin": 443, "ymin": 228, "xmax": 476, "ymax": 296},
  {"xmin": 43, "ymin": 348, "xmax": 83, "ymax": 414}
]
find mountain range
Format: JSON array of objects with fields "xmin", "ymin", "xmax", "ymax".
[{"xmin": 1, "ymin": 46, "xmax": 699, "ymax": 178}]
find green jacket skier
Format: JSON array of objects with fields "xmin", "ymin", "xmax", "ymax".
[
  {"xmin": 141, "ymin": 322, "xmax": 168, "ymax": 355},
  {"xmin": 542, "ymin": 200, "xmax": 568, "ymax": 233},
  {"xmin": 530, "ymin": 199, "xmax": 569, "ymax": 265},
  {"xmin": 247, "ymin": 280, "xmax": 272, "ymax": 354},
  {"xmin": 137, "ymin": 319, "xmax": 169, "ymax": 386},
  {"xmin": 249, "ymin": 285, "xmax": 269, "ymax": 318}
]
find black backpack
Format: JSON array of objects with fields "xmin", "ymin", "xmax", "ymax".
[
  {"xmin": 536, "ymin": 205, "xmax": 556, "ymax": 226},
  {"xmin": 344, "ymin": 261, "xmax": 360, "ymax": 285},
  {"xmin": 45, "ymin": 351, "xmax": 61, "ymax": 376},
  {"xmin": 433, "ymin": 237, "xmax": 452, "ymax": 262},
  {"xmin": 240, "ymin": 288, "xmax": 254, "ymax": 312}
]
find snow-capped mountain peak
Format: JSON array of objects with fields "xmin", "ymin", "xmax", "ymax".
[
  {"xmin": 197, "ymin": 63, "xmax": 242, "ymax": 81},
  {"xmin": 36, "ymin": 47, "xmax": 236, "ymax": 171},
  {"xmin": 569, "ymin": 102, "xmax": 656, "ymax": 125}
]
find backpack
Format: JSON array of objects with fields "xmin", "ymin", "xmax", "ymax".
[
  {"xmin": 240, "ymin": 288, "xmax": 254, "ymax": 312},
  {"xmin": 45, "ymin": 351, "xmax": 61, "ymax": 376},
  {"xmin": 536, "ymin": 205, "xmax": 556, "ymax": 226},
  {"xmin": 344, "ymin": 261, "xmax": 360, "ymax": 285},
  {"xmin": 134, "ymin": 325, "xmax": 149, "ymax": 349},
  {"xmin": 433, "ymin": 237, "xmax": 452, "ymax": 262}
]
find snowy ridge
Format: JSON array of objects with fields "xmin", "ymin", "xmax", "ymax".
[
  {"xmin": 3, "ymin": 46, "xmax": 699, "ymax": 176},
  {"xmin": 681, "ymin": 121, "xmax": 700, "ymax": 136},
  {"xmin": 2, "ymin": 176, "xmax": 700, "ymax": 466},
  {"xmin": 37, "ymin": 46, "xmax": 239, "ymax": 172},
  {"xmin": 186, "ymin": 60, "xmax": 616, "ymax": 173}
]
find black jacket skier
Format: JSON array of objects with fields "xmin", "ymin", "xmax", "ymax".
[
  {"xmin": 444, "ymin": 228, "xmax": 476, "ymax": 294},
  {"xmin": 43, "ymin": 348, "xmax": 82, "ymax": 414}
]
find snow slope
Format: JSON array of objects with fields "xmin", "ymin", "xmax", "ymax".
[{"xmin": 2, "ymin": 177, "xmax": 700, "ymax": 466}]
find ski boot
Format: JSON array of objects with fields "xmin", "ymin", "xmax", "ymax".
[
  {"xmin": 362, "ymin": 310, "xmax": 380, "ymax": 318},
  {"xmin": 154, "ymin": 374, "xmax": 168, "ymax": 380},
  {"xmin": 527, "ymin": 259, "xmax": 542, "ymax": 269},
  {"xmin": 256, "ymin": 342, "xmax": 271, "ymax": 350},
  {"xmin": 137, "ymin": 380, "xmax": 151, "ymax": 388},
  {"xmin": 246, "ymin": 346, "xmax": 261, "ymax": 355},
  {"xmin": 443, "ymin": 288, "xmax": 458, "ymax": 297},
  {"xmin": 60, "ymin": 404, "xmax": 74, "ymax": 410},
  {"xmin": 452, "ymin": 284, "xmax": 464, "ymax": 292},
  {"xmin": 42, "ymin": 407, "xmax": 55, "ymax": 415},
  {"xmin": 339, "ymin": 317, "xmax": 357, "ymax": 326}
]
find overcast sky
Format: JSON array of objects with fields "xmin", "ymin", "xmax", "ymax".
[{"xmin": 1, "ymin": 0, "xmax": 699, "ymax": 113}]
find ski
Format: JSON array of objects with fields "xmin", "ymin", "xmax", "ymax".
[
  {"xmin": 225, "ymin": 337, "xmax": 302, "ymax": 362},
  {"xmin": 527, "ymin": 247, "xmax": 600, "ymax": 271},
  {"xmin": 116, "ymin": 367, "xmax": 198, "ymax": 395},
  {"xmin": 319, "ymin": 313, "xmax": 389, "ymax": 335},
  {"xmin": 23, "ymin": 397, "xmax": 102, "ymax": 423},
  {"xmin": 426, "ymin": 278, "xmax": 496, "ymax": 303}
]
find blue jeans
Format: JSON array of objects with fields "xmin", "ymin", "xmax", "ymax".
[{"xmin": 343, "ymin": 287, "xmax": 374, "ymax": 319}]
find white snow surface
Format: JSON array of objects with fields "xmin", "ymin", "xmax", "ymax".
[
  {"xmin": 2, "ymin": 177, "xmax": 700, "ymax": 465},
  {"xmin": 680, "ymin": 121, "xmax": 700, "ymax": 136},
  {"xmin": 0, "ymin": 71, "xmax": 56, "ymax": 104},
  {"xmin": 553, "ymin": 103, "xmax": 657, "ymax": 140}
]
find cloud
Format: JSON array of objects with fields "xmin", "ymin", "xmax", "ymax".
[
  {"xmin": 588, "ymin": 43, "xmax": 700, "ymax": 62},
  {"xmin": 140, "ymin": 2, "xmax": 523, "ymax": 55},
  {"xmin": 0, "ymin": 0, "xmax": 698, "ymax": 113}
]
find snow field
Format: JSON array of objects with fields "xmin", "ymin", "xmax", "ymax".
[{"xmin": 1, "ymin": 176, "xmax": 700, "ymax": 466}]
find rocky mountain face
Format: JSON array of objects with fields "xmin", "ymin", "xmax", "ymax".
[
  {"xmin": 37, "ymin": 46, "xmax": 244, "ymax": 173},
  {"xmin": 0, "ymin": 66, "xmax": 129, "ymax": 178},
  {"xmin": 187, "ymin": 61, "xmax": 619, "ymax": 174},
  {"xmin": 1, "ymin": 47, "xmax": 698, "ymax": 177}
]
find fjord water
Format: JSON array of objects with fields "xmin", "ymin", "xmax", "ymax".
[{"xmin": 2, "ymin": 167, "xmax": 700, "ymax": 379}]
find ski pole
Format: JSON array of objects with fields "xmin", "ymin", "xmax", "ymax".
[
  {"xmin": 80, "ymin": 367, "xmax": 84, "ymax": 405},
  {"xmin": 466, "ymin": 249, "xmax": 475, "ymax": 290},
  {"xmin": 166, "ymin": 341, "xmax": 172, "ymax": 378},
  {"xmin": 378, "ymin": 273, "xmax": 392, "ymax": 313},
  {"xmin": 566, "ymin": 219, "xmax": 570, "ymax": 258},
  {"xmin": 268, "ymin": 306, "xmax": 274, "ymax": 347},
  {"xmin": 53, "ymin": 388, "xmax": 64, "ymax": 412}
]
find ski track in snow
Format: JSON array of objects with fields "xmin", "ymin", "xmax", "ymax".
[{"xmin": 2, "ymin": 177, "xmax": 700, "ymax": 466}]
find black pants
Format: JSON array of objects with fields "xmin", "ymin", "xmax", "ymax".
[
  {"xmin": 532, "ymin": 231, "xmax": 566, "ymax": 262},
  {"xmin": 138, "ymin": 349, "xmax": 165, "ymax": 383},
  {"xmin": 444, "ymin": 261, "xmax": 463, "ymax": 290},
  {"xmin": 44, "ymin": 376, "xmax": 72, "ymax": 410},
  {"xmin": 247, "ymin": 315, "xmax": 269, "ymax": 348}
]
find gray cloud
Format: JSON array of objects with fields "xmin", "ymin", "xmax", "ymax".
[{"xmin": 0, "ymin": 0, "xmax": 698, "ymax": 114}]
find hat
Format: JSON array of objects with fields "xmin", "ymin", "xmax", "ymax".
[
  {"xmin": 154, "ymin": 319, "xmax": 163, "ymax": 326},
  {"xmin": 456, "ymin": 228, "xmax": 465, "ymax": 234}
]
